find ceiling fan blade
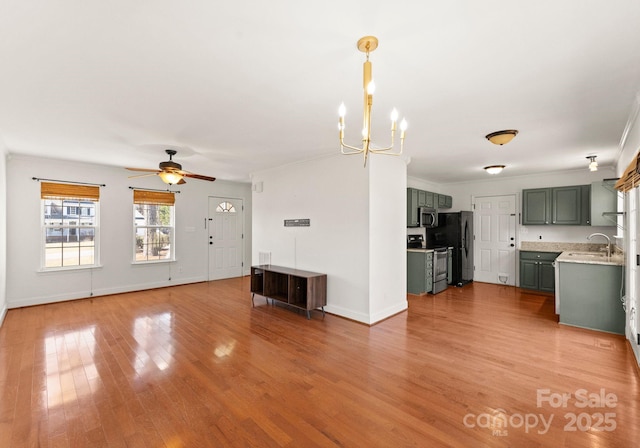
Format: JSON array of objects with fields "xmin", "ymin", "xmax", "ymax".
[
  {"xmin": 183, "ymin": 173, "xmax": 216, "ymax": 182},
  {"xmin": 127, "ymin": 172, "xmax": 159, "ymax": 179},
  {"xmin": 177, "ymin": 178, "xmax": 187, "ymax": 185},
  {"xmin": 126, "ymin": 167, "xmax": 161, "ymax": 172}
]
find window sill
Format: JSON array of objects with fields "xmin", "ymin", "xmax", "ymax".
[
  {"xmin": 131, "ymin": 259, "xmax": 176, "ymax": 265},
  {"xmin": 38, "ymin": 264, "xmax": 103, "ymax": 273}
]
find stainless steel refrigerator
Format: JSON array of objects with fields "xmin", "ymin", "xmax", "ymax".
[{"xmin": 425, "ymin": 211, "xmax": 473, "ymax": 286}]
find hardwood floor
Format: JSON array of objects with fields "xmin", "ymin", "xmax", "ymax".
[{"xmin": 1, "ymin": 279, "xmax": 638, "ymax": 447}]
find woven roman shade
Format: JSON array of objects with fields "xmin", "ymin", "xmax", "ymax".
[
  {"xmin": 614, "ymin": 151, "xmax": 640, "ymax": 192},
  {"xmin": 41, "ymin": 182, "xmax": 100, "ymax": 201},
  {"xmin": 133, "ymin": 189, "xmax": 175, "ymax": 206}
]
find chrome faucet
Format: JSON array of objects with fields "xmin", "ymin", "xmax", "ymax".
[{"xmin": 588, "ymin": 233, "xmax": 611, "ymax": 258}]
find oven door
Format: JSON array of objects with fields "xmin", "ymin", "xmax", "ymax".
[{"xmin": 433, "ymin": 249, "xmax": 448, "ymax": 282}]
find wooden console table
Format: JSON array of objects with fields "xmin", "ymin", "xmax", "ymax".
[{"xmin": 251, "ymin": 265, "xmax": 327, "ymax": 319}]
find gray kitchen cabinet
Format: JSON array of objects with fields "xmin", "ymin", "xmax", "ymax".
[
  {"xmin": 407, "ymin": 188, "xmax": 419, "ymax": 227},
  {"xmin": 552, "ymin": 185, "xmax": 582, "ymax": 225},
  {"xmin": 590, "ymin": 180, "xmax": 617, "ymax": 226},
  {"xmin": 522, "ymin": 188, "xmax": 551, "ymax": 225},
  {"xmin": 418, "ymin": 189, "xmax": 427, "ymax": 207},
  {"xmin": 425, "ymin": 191, "xmax": 435, "ymax": 208},
  {"xmin": 407, "ymin": 188, "xmax": 453, "ymax": 226},
  {"xmin": 581, "ymin": 184, "xmax": 591, "ymax": 225},
  {"xmin": 522, "ymin": 185, "xmax": 590, "ymax": 226},
  {"xmin": 519, "ymin": 251, "xmax": 561, "ymax": 292},
  {"xmin": 407, "ymin": 250, "xmax": 433, "ymax": 294},
  {"xmin": 440, "ymin": 195, "xmax": 453, "ymax": 209},
  {"xmin": 557, "ymin": 262, "xmax": 624, "ymax": 334}
]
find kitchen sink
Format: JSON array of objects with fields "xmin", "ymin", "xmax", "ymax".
[{"xmin": 566, "ymin": 252, "xmax": 608, "ymax": 258}]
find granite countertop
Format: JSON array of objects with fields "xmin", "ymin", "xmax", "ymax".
[
  {"xmin": 520, "ymin": 241, "xmax": 611, "ymax": 253},
  {"xmin": 555, "ymin": 251, "xmax": 624, "ymax": 266},
  {"xmin": 520, "ymin": 241, "xmax": 624, "ymax": 266}
]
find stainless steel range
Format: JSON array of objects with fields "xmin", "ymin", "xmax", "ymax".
[{"xmin": 431, "ymin": 247, "xmax": 448, "ymax": 294}]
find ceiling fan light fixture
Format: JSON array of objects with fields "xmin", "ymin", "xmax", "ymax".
[
  {"xmin": 158, "ymin": 170, "xmax": 184, "ymax": 185},
  {"xmin": 587, "ymin": 155, "xmax": 598, "ymax": 171},
  {"xmin": 485, "ymin": 130, "xmax": 518, "ymax": 145},
  {"xmin": 484, "ymin": 165, "xmax": 506, "ymax": 175}
]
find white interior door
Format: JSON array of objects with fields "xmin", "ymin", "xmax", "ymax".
[
  {"xmin": 473, "ymin": 195, "xmax": 517, "ymax": 285},
  {"xmin": 208, "ymin": 197, "xmax": 243, "ymax": 281}
]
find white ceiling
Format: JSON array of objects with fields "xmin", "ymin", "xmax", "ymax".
[{"xmin": 2, "ymin": 1, "xmax": 640, "ymax": 184}]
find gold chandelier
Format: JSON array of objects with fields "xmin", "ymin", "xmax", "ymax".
[{"xmin": 339, "ymin": 36, "xmax": 407, "ymax": 167}]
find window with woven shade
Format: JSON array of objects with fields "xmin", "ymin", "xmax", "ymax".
[
  {"xmin": 41, "ymin": 182, "xmax": 100, "ymax": 269},
  {"xmin": 133, "ymin": 190, "xmax": 175, "ymax": 262}
]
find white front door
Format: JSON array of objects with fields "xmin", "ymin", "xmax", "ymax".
[
  {"xmin": 208, "ymin": 197, "xmax": 243, "ymax": 281},
  {"xmin": 473, "ymin": 195, "xmax": 517, "ymax": 285}
]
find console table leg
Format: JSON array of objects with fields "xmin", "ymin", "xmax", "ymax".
[
  {"xmin": 306, "ymin": 310, "xmax": 311, "ymax": 320},
  {"xmin": 321, "ymin": 306, "xmax": 325, "ymax": 318},
  {"xmin": 251, "ymin": 293, "xmax": 255, "ymax": 307}
]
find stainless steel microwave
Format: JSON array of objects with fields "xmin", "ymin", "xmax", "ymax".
[{"xmin": 419, "ymin": 207, "xmax": 438, "ymax": 228}]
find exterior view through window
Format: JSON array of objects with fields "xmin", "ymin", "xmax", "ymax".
[
  {"xmin": 41, "ymin": 182, "xmax": 100, "ymax": 269},
  {"xmin": 133, "ymin": 190, "xmax": 175, "ymax": 262}
]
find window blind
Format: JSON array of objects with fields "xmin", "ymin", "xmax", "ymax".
[
  {"xmin": 133, "ymin": 190, "xmax": 175, "ymax": 206},
  {"xmin": 614, "ymin": 151, "xmax": 640, "ymax": 192},
  {"xmin": 41, "ymin": 182, "xmax": 100, "ymax": 201}
]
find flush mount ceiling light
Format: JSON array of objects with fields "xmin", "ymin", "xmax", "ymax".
[
  {"xmin": 587, "ymin": 155, "xmax": 598, "ymax": 172},
  {"xmin": 485, "ymin": 130, "xmax": 518, "ymax": 145},
  {"xmin": 339, "ymin": 36, "xmax": 407, "ymax": 167},
  {"xmin": 484, "ymin": 165, "xmax": 506, "ymax": 175}
]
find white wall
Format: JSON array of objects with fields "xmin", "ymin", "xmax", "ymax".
[
  {"xmin": 5, "ymin": 154, "xmax": 251, "ymax": 308},
  {"xmin": 0, "ymin": 143, "xmax": 7, "ymax": 326},
  {"xmin": 368, "ymin": 156, "xmax": 408, "ymax": 323},
  {"xmin": 251, "ymin": 154, "xmax": 407, "ymax": 324}
]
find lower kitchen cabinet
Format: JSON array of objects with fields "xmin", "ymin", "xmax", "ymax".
[
  {"xmin": 557, "ymin": 262, "xmax": 624, "ymax": 334},
  {"xmin": 407, "ymin": 250, "xmax": 433, "ymax": 294},
  {"xmin": 519, "ymin": 251, "xmax": 561, "ymax": 292}
]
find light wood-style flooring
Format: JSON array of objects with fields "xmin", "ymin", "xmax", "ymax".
[{"xmin": 1, "ymin": 278, "xmax": 638, "ymax": 447}]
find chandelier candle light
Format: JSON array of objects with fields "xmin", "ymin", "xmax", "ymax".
[{"xmin": 339, "ymin": 36, "xmax": 407, "ymax": 167}]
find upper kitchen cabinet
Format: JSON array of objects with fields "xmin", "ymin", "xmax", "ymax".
[
  {"xmin": 590, "ymin": 180, "xmax": 618, "ymax": 226},
  {"xmin": 522, "ymin": 188, "xmax": 551, "ymax": 225},
  {"xmin": 407, "ymin": 188, "xmax": 453, "ymax": 227},
  {"xmin": 407, "ymin": 188, "xmax": 419, "ymax": 227},
  {"xmin": 522, "ymin": 185, "xmax": 591, "ymax": 226},
  {"xmin": 552, "ymin": 185, "xmax": 584, "ymax": 225},
  {"xmin": 438, "ymin": 193, "xmax": 453, "ymax": 208}
]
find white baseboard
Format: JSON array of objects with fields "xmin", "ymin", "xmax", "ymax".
[
  {"xmin": 7, "ymin": 276, "xmax": 207, "ymax": 309},
  {"xmin": 0, "ymin": 304, "xmax": 7, "ymax": 327}
]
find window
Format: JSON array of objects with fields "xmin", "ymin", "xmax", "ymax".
[
  {"xmin": 216, "ymin": 201, "xmax": 236, "ymax": 213},
  {"xmin": 41, "ymin": 182, "xmax": 99, "ymax": 269},
  {"xmin": 133, "ymin": 190, "xmax": 175, "ymax": 262}
]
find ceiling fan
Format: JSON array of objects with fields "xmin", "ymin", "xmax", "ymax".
[{"xmin": 126, "ymin": 149, "xmax": 216, "ymax": 185}]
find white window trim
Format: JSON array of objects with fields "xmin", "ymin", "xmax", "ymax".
[
  {"xmin": 132, "ymin": 203, "xmax": 176, "ymax": 264},
  {"xmin": 41, "ymin": 200, "xmax": 100, "ymax": 271}
]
